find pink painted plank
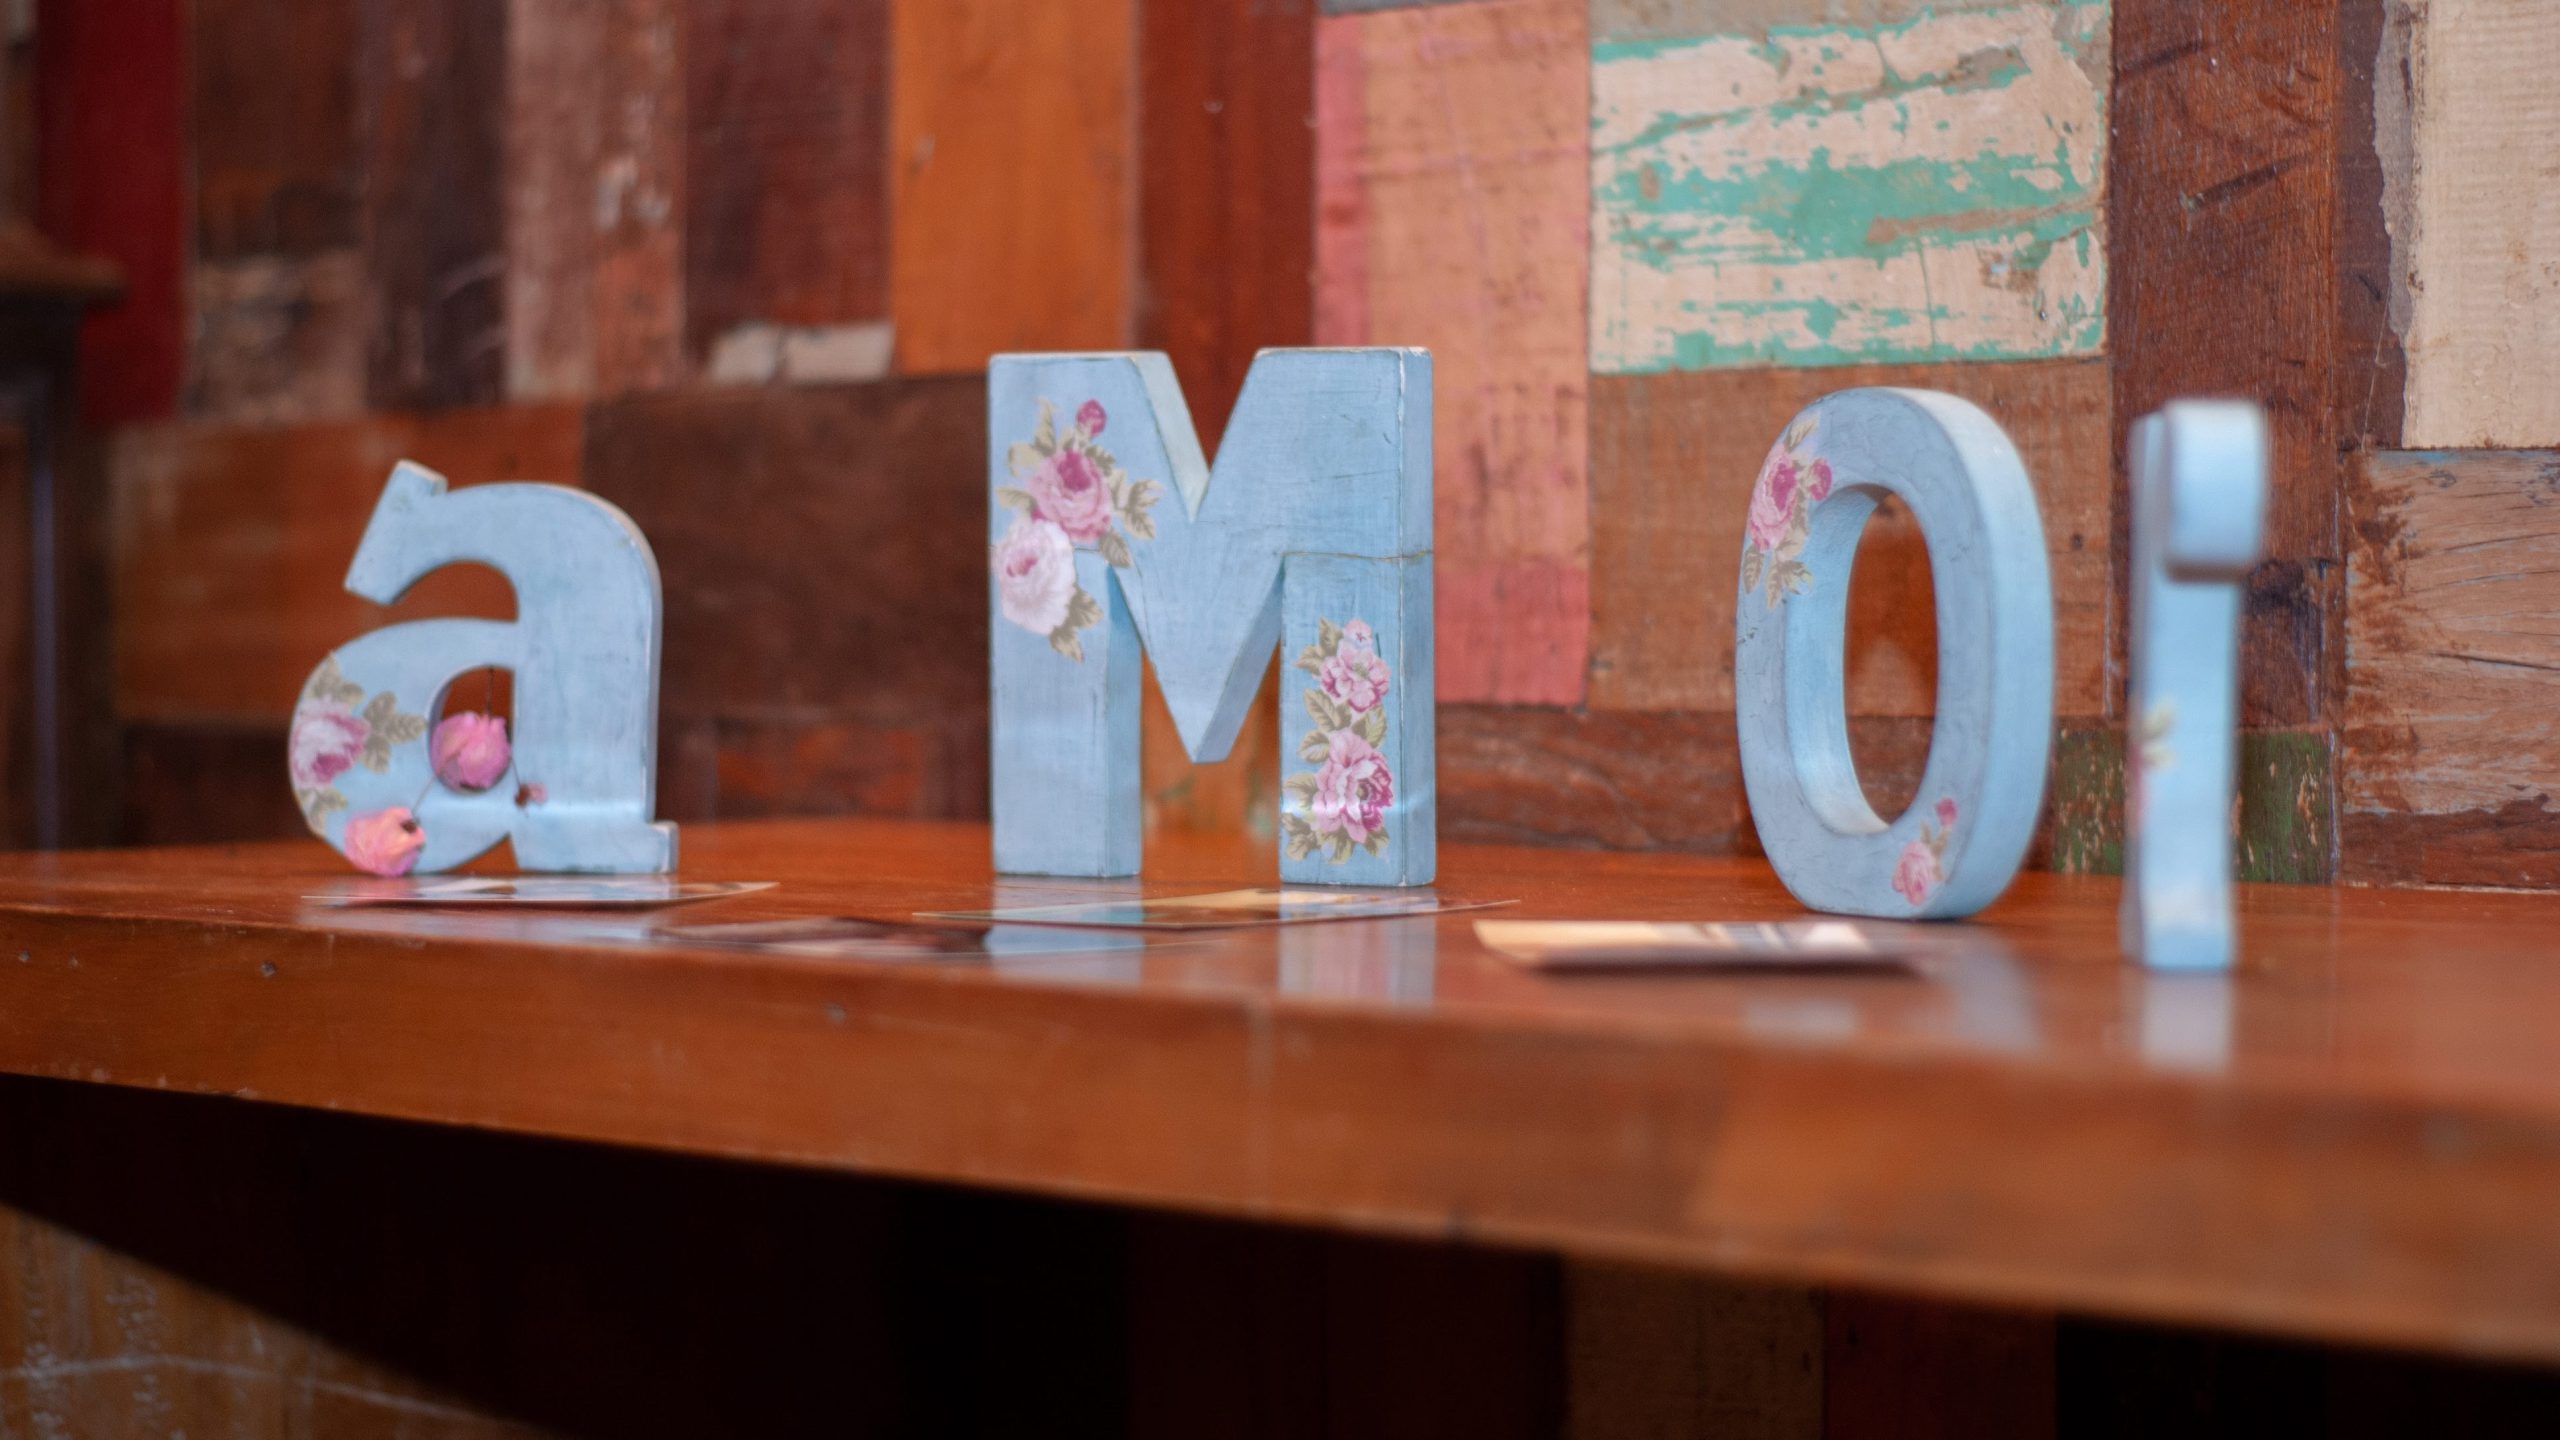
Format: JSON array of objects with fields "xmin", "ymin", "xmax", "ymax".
[{"xmin": 1315, "ymin": 0, "xmax": 1591, "ymax": 706}]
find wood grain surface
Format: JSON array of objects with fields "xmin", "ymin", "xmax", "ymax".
[
  {"xmin": 1316, "ymin": 0, "xmax": 1591, "ymax": 706},
  {"xmin": 110, "ymin": 405, "xmax": 586, "ymax": 724},
  {"xmin": 2343, "ymin": 449, "xmax": 2560, "ymax": 887},
  {"xmin": 888, "ymin": 0, "xmax": 1136, "ymax": 371},
  {"xmin": 1587, "ymin": 359, "xmax": 2111, "ymax": 718},
  {"xmin": 12, "ymin": 820, "xmax": 2560, "ymax": 1363}
]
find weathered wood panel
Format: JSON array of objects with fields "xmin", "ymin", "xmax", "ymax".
[
  {"xmin": 186, "ymin": 252, "xmax": 368, "ymax": 425},
  {"xmin": 889, "ymin": 0, "xmax": 1136, "ymax": 372},
  {"xmin": 191, "ymin": 0, "xmax": 360, "ymax": 261},
  {"xmin": 2049, "ymin": 725, "xmax": 2337, "ymax": 883},
  {"xmin": 111, "ymin": 406, "xmax": 585, "ymax": 724},
  {"xmin": 361, "ymin": 0, "xmax": 511, "ymax": 410},
  {"xmin": 509, "ymin": 0, "xmax": 688, "ymax": 399},
  {"xmin": 1586, "ymin": 359, "xmax": 2110, "ymax": 718},
  {"xmin": 1589, "ymin": 1, "xmax": 2107, "ymax": 373},
  {"xmin": 2382, "ymin": 0, "xmax": 2560, "ymax": 449},
  {"xmin": 34, "ymin": 0, "xmax": 186, "ymax": 425},
  {"xmin": 2344, "ymin": 449, "xmax": 2560, "ymax": 888},
  {"xmin": 2108, "ymin": 0, "xmax": 2347, "ymax": 733},
  {"xmin": 580, "ymin": 377, "xmax": 985, "ymax": 732},
  {"xmin": 1316, "ymin": 0, "xmax": 1590, "ymax": 706},
  {"xmin": 684, "ymin": 0, "xmax": 887, "ymax": 368}
]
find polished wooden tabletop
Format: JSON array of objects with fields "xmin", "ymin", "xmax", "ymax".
[{"xmin": 4, "ymin": 818, "xmax": 2560, "ymax": 1364}]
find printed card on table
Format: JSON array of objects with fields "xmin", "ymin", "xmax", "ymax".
[
  {"xmin": 1474, "ymin": 920, "xmax": 1919, "ymax": 974},
  {"xmin": 306, "ymin": 878, "xmax": 775, "ymax": 910},
  {"xmin": 919, "ymin": 888, "xmax": 1509, "ymax": 931}
]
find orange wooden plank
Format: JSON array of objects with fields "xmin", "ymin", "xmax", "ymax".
[{"xmin": 888, "ymin": 0, "xmax": 1136, "ymax": 372}]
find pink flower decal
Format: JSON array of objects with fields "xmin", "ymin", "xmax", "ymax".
[
  {"xmin": 291, "ymin": 656, "xmax": 428, "ymax": 832},
  {"xmin": 1740, "ymin": 416, "xmax": 1828, "ymax": 607},
  {"xmin": 1895, "ymin": 796, "xmax": 1959, "ymax": 907},
  {"xmin": 1283, "ymin": 616, "xmax": 1396, "ymax": 862},
  {"xmin": 1025, "ymin": 447, "xmax": 1115, "ymax": 543},
  {"xmin": 1310, "ymin": 730, "xmax": 1394, "ymax": 846},
  {"xmin": 1892, "ymin": 840, "xmax": 1942, "ymax": 907},
  {"xmin": 431, "ymin": 711, "xmax": 511, "ymax": 792},
  {"xmin": 345, "ymin": 807, "xmax": 427, "ymax": 877},
  {"xmin": 993, "ymin": 516, "xmax": 1080, "ymax": 638},
  {"xmin": 290, "ymin": 698, "xmax": 368, "ymax": 790},
  {"xmin": 1318, "ymin": 621, "xmax": 1391, "ymax": 714},
  {"xmin": 995, "ymin": 397, "xmax": 1163, "ymax": 663}
]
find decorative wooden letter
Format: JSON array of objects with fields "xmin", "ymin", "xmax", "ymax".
[
  {"xmin": 1735, "ymin": 389, "xmax": 2053, "ymax": 919},
  {"xmin": 988, "ymin": 349, "xmax": 1434, "ymax": 885},
  {"xmin": 2121, "ymin": 401, "xmax": 2268, "ymax": 971},
  {"xmin": 289, "ymin": 462, "xmax": 676, "ymax": 874}
]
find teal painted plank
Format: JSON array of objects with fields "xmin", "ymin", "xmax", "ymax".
[{"xmin": 1590, "ymin": 3, "xmax": 2108, "ymax": 372}]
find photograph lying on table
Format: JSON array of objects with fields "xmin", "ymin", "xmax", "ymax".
[
  {"xmin": 919, "ymin": 888, "xmax": 1510, "ymax": 931},
  {"xmin": 306, "ymin": 878, "xmax": 774, "ymax": 909},
  {"xmin": 1476, "ymin": 921, "xmax": 1919, "ymax": 974},
  {"xmin": 657, "ymin": 917, "xmax": 1163, "ymax": 963}
]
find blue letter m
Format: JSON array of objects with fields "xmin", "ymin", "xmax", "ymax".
[{"xmin": 987, "ymin": 348, "xmax": 1434, "ymax": 884}]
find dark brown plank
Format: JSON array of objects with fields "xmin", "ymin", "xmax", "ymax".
[
  {"xmin": 120, "ymin": 722, "xmax": 306, "ymax": 847},
  {"xmin": 2106, "ymin": 1, "xmax": 2346, "ymax": 735},
  {"xmin": 191, "ymin": 0, "xmax": 360, "ymax": 260},
  {"xmin": 580, "ymin": 377, "xmax": 985, "ymax": 728},
  {"xmin": 683, "ymin": 0, "xmax": 890, "ymax": 360},
  {"xmin": 360, "ymin": 0, "xmax": 510, "ymax": 409},
  {"xmin": 1825, "ymin": 1291, "xmax": 2056, "ymax": 1440},
  {"xmin": 1137, "ymin": 0, "xmax": 1316, "ymax": 450}
]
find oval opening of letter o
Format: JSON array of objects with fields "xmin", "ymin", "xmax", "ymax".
[{"xmin": 1735, "ymin": 388, "xmax": 2053, "ymax": 919}]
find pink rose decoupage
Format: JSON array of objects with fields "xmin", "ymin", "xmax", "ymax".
[
  {"xmin": 992, "ymin": 397, "xmax": 1163, "ymax": 662},
  {"xmin": 1281, "ymin": 618, "xmax": 1396, "ymax": 863},
  {"xmin": 1892, "ymin": 797, "xmax": 1960, "ymax": 907},
  {"xmin": 290, "ymin": 656, "xmax": 430, "ymax": 829},
  {"xmin": 1741, "ymin": 414, "xmax": 1835, "ymax": 608}
]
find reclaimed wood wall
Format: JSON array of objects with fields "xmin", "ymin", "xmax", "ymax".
[{"xmin": 33, "ymin": 0, "xmax": 2560, "ymax": 887}]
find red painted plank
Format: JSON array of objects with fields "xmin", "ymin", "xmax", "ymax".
[{"xmin": 35, "ymin": 0, "xmax": 187, "ymax": 425}]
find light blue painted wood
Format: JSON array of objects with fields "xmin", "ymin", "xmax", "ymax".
[
  {"xmin": 1735, "ymin": 388, "xmax": 2053, "ymax": 918},
  {"xmin": 988, "ymin": 348, "xmax": 1435, "ymax": 884},
  {"xmin": 2120, "ymin": 401, "xmax": 2269, "ymax": 971},
  {"xmin": 288, "ymin": 461, "xmax": 676, "ymax": 874}
]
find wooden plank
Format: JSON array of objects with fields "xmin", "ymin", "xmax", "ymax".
[
  {"xmin": 1588, "ymin": 1, "xmax": 2107, "ymax": 373},
  {"xmin": 360, "ymin": 0, "xmax": 511, "ymax": 410},
  {"xmin": 2108, "ymin": 0, "xmax": 2345, "ymax": 732},
  {"xmin": 1586, "ymin": 359, "xmax": 2110, "ymax": 718},
  {"xmin": 509, "ymin": 0, "xmax": 688, "ymax": 399},
  {"xmin": 1131, "ymin": 0, "xmax": 1314, "ymax": 846},
  {"xmin": 22, "ymin": 821, "xmax": 2560, "ymax": 1362},
  {"xmin": 1315, "ymin": 0, "xmax": 1590, "ymax": 705},
  {"xmin": 2382, "ymin": 0, "xmax": 2560, "ymax": 449},
  {"xmin": 1136, "ymin": 0, "xmax": 1316, "ymax": 444},
  {"xmin": 888, "ymin": 0, "xmax": 1136, "ymax": 372},
  {"xmin": 580, "ymin": 377, "xmax": 985, "ymax": 728},
  {"xmin": 2343, "ymin": 449, "xmax": 2560, "ymax": 888},
  {"xmin": 1825, "ymin": 1291, "xmax": 2055, "ymax": 1440},
  {"xmin": 1441, "ymin": 705, "xmax": 1753, "ymax": 854},
  {"xmin": 190, "ymin": 0, "xmax": 360, "ymax": 261},
  {"xmin": 185, "ymin": 252, "xmax": 368, "ymax": 424},
  {"xmin": 34, "ymin": 0, "xmax": 186, "ymax": 425},
  {"xmin": 2049, "ymin": 726, "xmax": 2337, "ymax": 883},
  {"xmin": 120, "ymin": 723, "xmax": 307, "ymax": 846},
  {"xmin": 109, "ymin": 405, "xmax": 585, "ymax": 724},
  {"xmin": 684, "ymin": 0, "xmax": 888, "ymax": 366},
  {"xmin": 1563, "ymin": 1263, "xmax": 1821, "ymax": 1440},
  {"xmin": 708, "ymin": 714, "xmax": 987, "ymax": 823}
]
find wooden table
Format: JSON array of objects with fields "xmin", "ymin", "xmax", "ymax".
[{"xmin": 5, "ymin": 817, "xmax": 2560, "ymax": 1376}]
